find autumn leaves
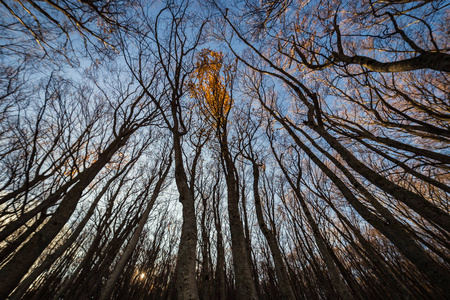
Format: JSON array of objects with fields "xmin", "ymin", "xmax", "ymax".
[{"xmin": 189, "ymin": 49, "xmax": 236, "ymax": 128}]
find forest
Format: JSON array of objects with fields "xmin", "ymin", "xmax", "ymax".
[{"xmin": 0, "ymin": 0, "xmax": 449, "ymax": 299}]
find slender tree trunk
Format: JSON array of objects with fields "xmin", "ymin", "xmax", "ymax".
[
  {"xmin": 250, "ymin": 159, "xmax": 296, "ymax": 300},
  {"xmin": 200, "ymin": 195, "xmax": 211, "ymax": 300},
  {"xmin": 0, "ymin": 212, "xmax": 46, "ymax": 264},
  {"xmin": 325, "ymin": 197, "xmax": 413, "ymax": 300},
  {"xmin": 314, "ymin": 124, "xmax": 450, "ymax": 232},
  {"xmin": 221, "ymin": 143, "xmax": 258, "ymax": 300},
  {"xmin": 0, "ymin": 176, "xmax": 80, "ymax": 242},
  {"xmin": 100, "ymin": 160, "xmax": 171, "ymax": 300},
  {"xmin": 54, "ymin": 183, "xmax": 119, "ymax": 300},
  {"xmin": 276, "ymin": 159, "xmax": 353, "ymax": 299},
  {"xmin": 240, "ymin": 180, "xmax": 261, "ymax": 298},
  {"xmin": 0, "ymin": 133, "xmax": 131, "ymax": 299},
  {"xmin": 213, "ymin": 184, "xmax": 227, "ymax": 300},
  {"xmin": 8, "ymin": 172, "xmax": 121, "ymax": 300},
  {"xmin": 264, "ymin": 102, "xmax": 450, "ymax": 297}
]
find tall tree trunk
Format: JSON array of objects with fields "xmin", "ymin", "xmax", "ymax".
[
  {"xmin": 8, "ymin": 170, "xmax": 123, "ymax": 300},
  {"xmin": 263, "ymin": 101, "xmax": 450, "ymax": 297},
  {"xmin": 222, "ymin": 146, "xmax": 258, "ymax": 300},
  {"xmin": 314, "ymin": 124, "xmax": 450, "ymax": 232},
  {"xmin": 0, "ymin": 133, "xmax": 131, "ymax": 299},
  {"xmin": 54, "ymin": 182, "xmax": 119, "ymax": 300},
  {"xmin": 213, "ymin": 183, "xmax": 227, "ymax": 300},
  {"xmin": 200, "ymin": 194, "xmax": 211, "ymax": 300},
  {"xmin": 173, "ymin": 131, "xmax": 199, "ymax": 300},
  {"xmin": 240, "ymin": 179, "xmax": 262, "ymax": 298},
  {"xmin": 250, "ymin": 159, "xmax": 296, "ymax": 300},
  {"xmin": 275, "ymin": 155, "xmax": 353, "ymax": 300},
  {"xmin": 100, "ymin": 159, "xmax": 171, "ymax": 300}
]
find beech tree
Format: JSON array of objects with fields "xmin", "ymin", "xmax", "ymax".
[{"xmin": 189, "ymin": 49, "xmax": 258, "ymax": 300}]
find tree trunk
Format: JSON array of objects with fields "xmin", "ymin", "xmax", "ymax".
[
  {"xmin": 222, "ymin": 146, "xmax": 258, "ymax": 300},
  {"xmin": 250, "ymin": 159, "xmax": 296, "ymax": 300},
  {"xmin": 100, "ymin": 160, "xmax": 171, "ymax": 300},
  {"xmin": 264, "ymin": 103, "xmax": 450, "ymax": 297},
  {"xmin": 213, "ymin": 183, "xmax": 227, "ymax": 300},
  {"xmin": 173, "ymin": 131, "xmax": 199, "ymax": 300},
  {"xmin": 0, "ymin": 134, "xmax": 131, "ymax": 299},
  {"xmin": 8, "ymin": 171, "xmax": 120, "ymax": 300}
]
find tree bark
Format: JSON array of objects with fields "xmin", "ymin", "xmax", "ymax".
[
  {"xmin": 332, "ymin": 51, "xmax": 450, "ymax": 73},
  {"xmin": 222, "ymin": 142, "xmax": 258, "ymax": 300},
  {"xmin": 173, "ymin": 130, "xmax": 199, "ymax": 300}
]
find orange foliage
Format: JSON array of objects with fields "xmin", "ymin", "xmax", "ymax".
[{"xmin": 189, "ymin": 49, "xmax": 235, "ymax": 127}]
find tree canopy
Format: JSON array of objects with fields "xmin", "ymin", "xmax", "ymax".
[{"xmin": 0, "ymin": 0, "xmax": 449, "ymax": 299}]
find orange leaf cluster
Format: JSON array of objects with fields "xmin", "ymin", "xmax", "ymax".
[{"xmin": 189, "ymin": 49, "xmax": 234, "ymax": 127}]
